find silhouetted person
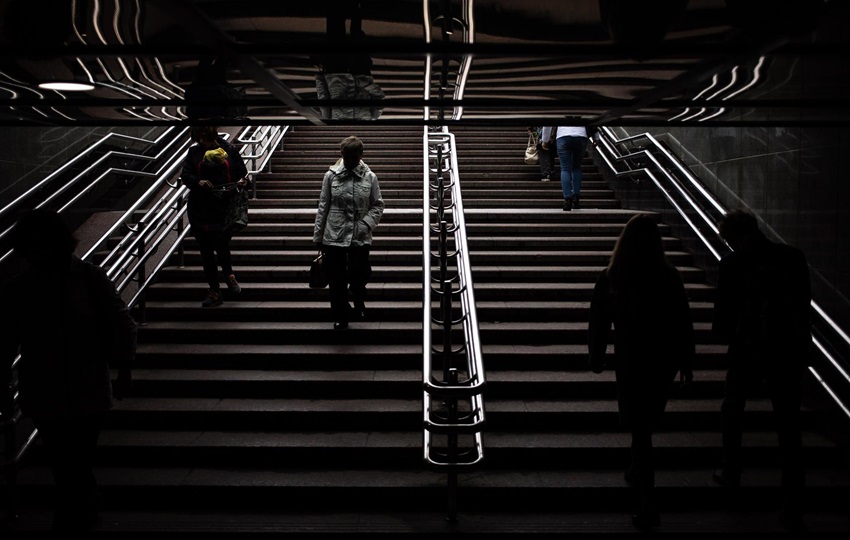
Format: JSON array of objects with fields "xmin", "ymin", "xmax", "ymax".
[
  {"xmin": 181, "ymin": 126, "xmax": 249, "ymax": 307},
  {"xmin": 0, "ymin": 209, "xmax": 136, "ymax": 531},
  {"xmin": 313, "ymin": 136, "xmax": 384, "ymax": 330},
  {"xmin": 588, "ymin": 213, "xmax": 694, "ymax": 530},
  {"xmin": 712, "ymin": 209, "xmax": 810, "ymax": 530}
]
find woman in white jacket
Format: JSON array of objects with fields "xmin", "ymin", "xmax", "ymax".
[{"xmin": 313, "ymin": 136, "xmax": 384, "ymax": 329}]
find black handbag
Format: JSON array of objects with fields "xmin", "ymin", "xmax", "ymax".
[
  {"xmin": 309, "ymin": 251, "xmax": 328, "ymax": 289},
  {"xmin": 224, "ymin": 186, "xmax": 249, "ymax": 234}
]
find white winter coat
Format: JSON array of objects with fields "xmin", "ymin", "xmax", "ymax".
[{"xmin": 313, "ymin": 159, "xmax": 384, "ymax": 247}]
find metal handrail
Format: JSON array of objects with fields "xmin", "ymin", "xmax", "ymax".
[
  {"xmin": 421, "ymin": 0, "xmax": 482, "ymax": 522},
  {"xmin": 236, "ymin": 125, "xmax": 287, "ymax": 199},
  {"xmin": 422, "ymin": 130, "xmax": 487, "ymax": 407},
  {"xmin": 0, "ymin": 129, "xmax": 175, "ymax": 221},
  {"xmin": 594, "ymin": 126, "xmax": 850, "ymax": 420},
  {"xmin": 0, "ymin": 128, "xmax": 186, "ymax": 266},
  {"xmin": 422, "ymin": 127, "xmax": 485, "ymax": 523}
]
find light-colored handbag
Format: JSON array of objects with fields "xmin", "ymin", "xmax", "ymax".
[{"xmin": 524, "ymin": 132, "xmax": 539, "ymax": 165}]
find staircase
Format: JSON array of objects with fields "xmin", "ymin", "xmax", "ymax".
[{"xmin": 9, "ymin": 126, "xmax": 850, "ymax": 534}]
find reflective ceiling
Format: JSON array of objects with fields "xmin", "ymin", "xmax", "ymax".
[{"xmin": 0, "ymin": 0, "xmax": 847, "ymax": 127}]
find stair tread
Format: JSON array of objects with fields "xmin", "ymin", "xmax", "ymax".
[
  {"xmin": 90, "ymin": 429, "xmax": 837, "ymax": 449},
  {"xmin": 136, "ymin": 342, "xmax": 728, "ymax": 354},
  {"xmin": 108, "ymin": 397, "xmax": 777, "ymax": 413},
  {"xmin": 125, "ymin": 369, "xmax": 725, "ymax": 383},
  {"xmin": 16, "ymin": 466, "xmax": 850, "ymax": 488}
]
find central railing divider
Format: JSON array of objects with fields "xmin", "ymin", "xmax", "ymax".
[{"xmin": 422, "ymin": 127, "xmax": 485, "ymax": 522}]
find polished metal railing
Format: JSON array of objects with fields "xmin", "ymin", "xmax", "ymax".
[
  {"xmin": 422, "ymin": 127, "xmax": 486, "ymax": 521},
  {"xmin": 421, "ymin": 0, "xmax": 484, "ymax": 522},
  {"xmin": 0, "ymin": 128, "xmax": 182, "ymax": 265},
  {"xmin": 594, "ymin": 126, "xmax": 850, "ymax": 420}
]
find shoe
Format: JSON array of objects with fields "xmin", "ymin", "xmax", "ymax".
[
  {"xmin": 202, "ymin": 289, "xmax": 223, "ymax": 308},
  {"xmin": 541, "ymin": 176, "xmax": 550, "ymax": 182},
  {"xmin": 562, "ymin": 198, "xmax": 572, "ymax": 211},
  {"xmin": 354, "ymin": 304, "xmax": 367, "ymax": 320},
  {"xmin": 333, "ymin": 321, "xmax": 349, "ymax": 330},
  {"xmin": 572, "ymin": 194, "xmax": 581, "ymax": 210},
  {"xmin": 712, "ymin": 468, "xmax": 740, "ymax": 488},
  {"xmin": 226, "ymin": 274, "xmax": 241, "ymax": 294},
  {"xmin": 631, "ymin": 511, "xmax": 660, "ymax": 530}
]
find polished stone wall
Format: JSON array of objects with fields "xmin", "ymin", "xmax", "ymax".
[
  {"xmin": 615, "ymin": 124, "xmax": 850, "ymax": 336},
  {"xmin": 0, "ymin": 126, "xmax": 164, "ymax": 210}
]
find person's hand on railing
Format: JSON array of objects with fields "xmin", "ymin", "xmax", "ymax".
[
  {"xmin": 237, "ymin": 178, "xmax": 248, "ymax": 187},
  {"xmin": 113, "ymin": 368, "xmax": 133, "ymax": 400}
]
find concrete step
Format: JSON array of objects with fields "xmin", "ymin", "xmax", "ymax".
[
  {"xmin": 153, "ymin": 264, "xmax": 706, "ymax": 284},
  {"xmin": 161, "ymin": 249, "xmax": 701, "ymax": 267},
  {"xmin": 247, "ymin": 198, "xmax": 623, "ymax": 208},
  {"xmin": 143, "ymin": 280, "xmax": 715, "ymax": 302},
  {"xmin": 14, "ymin": 466, "xmax": 849, "ymax": 514},
  {"xmin": 132, "ymin": 343, "xmax": 729, "ymax": 371},
  {"xmin": 92, "ymin": 397, "xmax": 819, "ymax": 432},
  {"xmin": 107, "ymin": 369, "xmax": 728, "ymax": 401},
  {"xmin": 180, "ymin": 235, "xmax": 682, "ymax": 251},
  {"xmin": 18, "ymin": 430, "xmax": 841, "ymax": 471},
  {"xmin": 135, "ymin": 320, "xmax": 719, "ymax": 346}
]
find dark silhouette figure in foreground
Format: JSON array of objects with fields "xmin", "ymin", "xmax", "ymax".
[
  {"xmin": 712, "ymin": 209, "xmax": 810, "ymax": 531},
  {"xmin": 588, "ymin": 213, "xmax": 694, "ymax": 530},
  {"xmin": 1, "ymin": 209, "xmax": 136, "ymax": 531}
]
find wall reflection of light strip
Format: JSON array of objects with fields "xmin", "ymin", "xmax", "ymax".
[
  {"xmin": 706, "ymin": 66, "xmax": 738, "ymax": 101},
  {"xmin": 669, "ymin": 73, "xmax": 718, "ymax": 121},
  {"xmin": 722, "ymin": 56, "xmax": 766, "ymax": 101},
  {"xmin": 699, "ymin": 107, "xmax": 726, "ymax": 122}
]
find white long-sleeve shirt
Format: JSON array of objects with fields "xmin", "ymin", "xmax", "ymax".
[{"xmin": 541, "ymin": 126, "xmax": 587, "ymax": 143}]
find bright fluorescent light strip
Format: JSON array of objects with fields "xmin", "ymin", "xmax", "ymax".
[{"xmin": 37, "ymin": 81, "xmax": 94, "ymax": 91}]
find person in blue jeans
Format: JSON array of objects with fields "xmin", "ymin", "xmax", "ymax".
[{"xmin": 542, "ymin": 125, "xmax": 588, "ymax": 210}]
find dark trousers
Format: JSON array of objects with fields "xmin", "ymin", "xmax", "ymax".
[
  {"xmin": 721, "ymin": 362, "xmax": 805, "ymax": 499},
  {"xmin": 194, "ymin": 228, "xmax": 233, "ymax": 289},
  {"xmin": 32, "ymin": 414, "xmax": 104, "ymax": 528},
  {"xmin": 630, "ymin": 427, "xmax": 656, "ymax": 511},
  {"xmin": 324, "ymin": 244, "xmax": 371, "ymax": 322},
  {"xmin": 537, "ymin": 142, "xmax": 557, "ymax": 179}
]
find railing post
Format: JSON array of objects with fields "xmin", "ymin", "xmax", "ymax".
[
  {"xmin": 1, "ymin": 374, "xmax": 17, "ymax": 523},
  {"xmin": 176, "ymin": 196, "xmax": 186, "ymax": 268},
  {"xmin": 440, "ymin": 219, "xmax": 452, "ymax": 381},
  {"xmin": 446, "ymin": 366, "xmax": 459, "ymax": 523},
  {"xmin": 135, "ymin": 236, "xmax": 147, "ymax": 325}
]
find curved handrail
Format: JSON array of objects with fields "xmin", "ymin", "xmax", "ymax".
[
  {"xmin": 236, "ymin": 125, "xmax": 287, "ymax": 199},
  {"xmin": 421, "ymin": 2, "xmax": 485, "ymax": 488},
  {"xmin": 594, "ymin": 126, "xmax": 850, "ymax": 420},
  {"xmin": 422, "ymin": 129, "xmax": 486, "ymax": 466},
  {"xmin": 0, "ymin": 129, "xmax": 176, "ymax": 222}
]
